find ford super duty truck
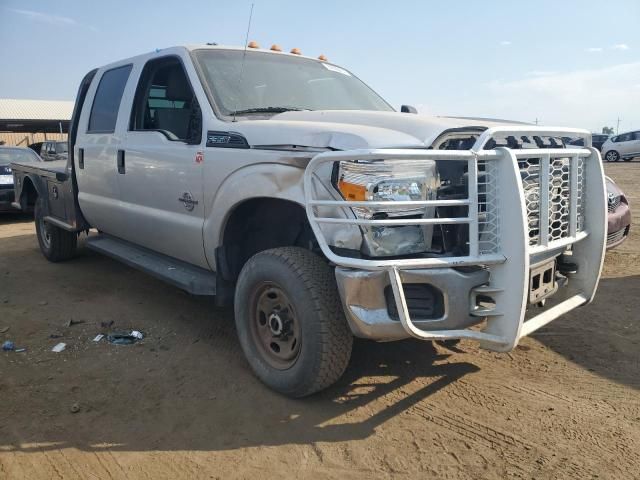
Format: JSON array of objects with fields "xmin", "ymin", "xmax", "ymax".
[{"xmin": 11, "ymin": 44, "xmax": 607, "ymax": 397}]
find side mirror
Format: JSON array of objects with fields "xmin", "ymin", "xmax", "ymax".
[{"xmin": 401, "ymin": 105, "xmax": 418, "ymax": 114}]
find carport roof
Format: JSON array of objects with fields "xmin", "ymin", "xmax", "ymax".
[
  {"xmin": 0, "ymin": 98, "xmax": 73, "ymax": 122},
  {"xmin": 0, "ymin": 98, "xmax": 74, "ymax": 133}
]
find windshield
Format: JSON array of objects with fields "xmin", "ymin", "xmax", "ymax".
[
  {"xmin": 193, "ymin": 49, "xmax": 393, "ymax": 116},
  {"xmin": 0, "ymin": 148, "xmax": 40, "ymax": 164},
  {"xmin": 55, "ymin": 142, "xmax": 68, "ymax": 154}
]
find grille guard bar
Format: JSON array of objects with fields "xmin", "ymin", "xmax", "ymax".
[{"xmin": 303, "ymin": 127, "xmax": 607, "ymax": 351}]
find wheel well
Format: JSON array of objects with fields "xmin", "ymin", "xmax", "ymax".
[
  {"xmin": 21, "ymin": 177, "xmax": 39, "ymax": 209},
  {"xmin": 218, "ymin": 198, "xmax": 316, "ymax": 282}
]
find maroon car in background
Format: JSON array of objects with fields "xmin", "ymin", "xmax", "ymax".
[{"xmin": 606, "ymin": 176, "xmax": 631, "ymax": 249}]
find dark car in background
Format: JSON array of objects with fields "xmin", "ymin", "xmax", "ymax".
[
  {"xmin": 39, "ymin": 141, "xmax": 68, "ymax": 162},
  {"xmin": 591, "ymin": 134, "xmax": 609, "ymax": 151},
  {"xmin": 28, "ymin": 142, "xmax": 45, "ymax": 154},
  {"xmin": 606, "ymin": 176, "xmax": 631, "ymax": 249},
  {"xmin": 562, "ymin": 134, "xmax": 608, "ymax": 151},
  {"xmin": 0, "ymin": 146, "xmax": 42, "ymax": 212}
]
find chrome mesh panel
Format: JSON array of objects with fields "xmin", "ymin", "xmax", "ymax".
[
  {"xmin": 477, "ymin": 159, "xmax": 500, "ymax": 255},
  {"xmin": 577, "ymin": 157, "xmax": 586, "ymax": 231},
  {"xmin": 520, "ymin": 158, "xmax": 542, "ymax": 245},
  {"xmin": 519, "ymin": 155, "xmax": 585, "ymax": 246},
  {"xmin": 548, "ymin": 157, "xmax": 571, "ymax": 242}
]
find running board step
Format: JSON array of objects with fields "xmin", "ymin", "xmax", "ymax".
[{"xmin": 86, "ymin": 235, "xmax": 216, "ymax": 295}]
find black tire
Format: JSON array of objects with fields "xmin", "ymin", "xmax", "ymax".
[
  {"xmin": 34, "ymin": 196, "xmax": 77, "ymax": 262},
  {"xmin": 604, "ymin": 150, "xmax": 620, "ymax": 162},
  {"xmin": 234, "ymin": 247, "xmax": 353, "ymax": 397}
]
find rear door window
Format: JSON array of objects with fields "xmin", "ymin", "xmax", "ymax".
[{"xmin": 88, "ymin": 65, "xmax": 133, "ymax": 133}]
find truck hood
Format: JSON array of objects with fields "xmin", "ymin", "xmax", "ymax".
[{"xmin": 230, "ymin": 110, "xmax": 526, "ymax": 150}]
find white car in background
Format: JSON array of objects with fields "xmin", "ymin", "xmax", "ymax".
[{"xmin": 601, "ymin": 130, "xmax": 640, "ymax": 162}]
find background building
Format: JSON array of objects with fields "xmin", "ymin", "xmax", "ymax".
[{"xmin": 0, "ymin": 98, "xmax": 73, "ymax": 147}]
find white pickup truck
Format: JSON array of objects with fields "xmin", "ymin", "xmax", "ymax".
[{"xmin": 11, "ymin": 44, "xmax": 607, "ymax": 397}]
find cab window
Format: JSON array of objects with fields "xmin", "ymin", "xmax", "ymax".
[
  {"xmin": 130, "ymin": 57, "xmax": 201, "ymax": 142},
  {"xmin": 88, "ymin": 65, "xmax": 133, "ymax": 133}
]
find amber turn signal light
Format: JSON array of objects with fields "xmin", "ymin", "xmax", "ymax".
[{"xmin": 338, "ymin": 180, "xmax": 366, "ymax": 201}]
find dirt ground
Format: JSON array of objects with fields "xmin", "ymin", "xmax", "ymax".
[{"xmin": 0, "ymin": 162, "xmax": 639, "ymax": 479}]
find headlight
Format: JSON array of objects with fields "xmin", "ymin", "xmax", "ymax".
[{"xmin": 335, "ymin": 159, "xmax": 439, "ymax": 257}]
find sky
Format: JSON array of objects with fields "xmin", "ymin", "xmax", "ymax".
[{"xmin": 1, "ymin": 0, "xmax": 639, "ymax": 133}]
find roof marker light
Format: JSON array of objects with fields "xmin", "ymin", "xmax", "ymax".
[
  {"xmin": 318, "ymin": 54, "xmax": 327, "ymax": 61},
  {"xmin": 290, "ymin": 48, "xmax": 302, "ymax": 55},
  {"xmin": 247, "ymin": 41, "xmax": 260, "ymax": 49},
  {"xmin": 270, "ymin": 44, "xmax": 282, "ymax": 51}
]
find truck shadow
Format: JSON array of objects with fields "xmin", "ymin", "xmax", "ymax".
[{"xmin": 0, "ymin": 212, "xmax": 33, "ymax": 222}]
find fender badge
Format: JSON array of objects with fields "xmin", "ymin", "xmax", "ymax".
[{"xmin": 195, "ymin": 151, "xmax": 204, "ymax": 164}]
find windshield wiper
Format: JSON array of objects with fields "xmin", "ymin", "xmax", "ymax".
[{"xmin": 231, "ymin": 106, "xmax": 310, "ymax": 115}]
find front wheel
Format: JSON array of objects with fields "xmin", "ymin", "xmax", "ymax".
[
  {"xmin": 34, "ymin": 197, "xmax": 77, "ymax": 262},
  {"xmin": 234, "ymin": 247, "xmax": 353, "ymax": 397},
  {"xmin": 604, "ymin": 150, "xmax": 620, "ymax": 162}
]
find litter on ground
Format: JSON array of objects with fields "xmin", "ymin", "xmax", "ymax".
[{"xmin": 107, "ymin": 331, "xmax": 144, "ymax": 345}]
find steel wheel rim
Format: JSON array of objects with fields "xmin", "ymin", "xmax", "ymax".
[
  {"xmin": 250, "ymin": 282, "xmax": 302, "ymax": 370},
  {"xmin": 39, "ymin": 216, "xmax": 51, "ymax": 249}
]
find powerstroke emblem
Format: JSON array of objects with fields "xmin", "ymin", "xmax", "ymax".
[{"xmin": 206, "ymin": 131, "xmax": 250, "ymax": 149}]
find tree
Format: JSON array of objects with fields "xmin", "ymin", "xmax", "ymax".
[{"xmin": 602, "ymin": 126, "xmax": 614, "ymax": 135}]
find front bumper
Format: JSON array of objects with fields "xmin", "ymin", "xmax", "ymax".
[
  {"xmin": 304, "ymin": 127, "xmax": 607, "ymax": 352},
  {"xmin": 336, "ymin": 267, "xmax": 489, "ymax": 341},
  {"xmin": 607, "ymin": 202, "xmax": 631, "ymax": 249}
]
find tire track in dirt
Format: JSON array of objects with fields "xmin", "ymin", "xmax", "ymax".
[{"xmin": 409, "ymin": 402, "xmax": 533, "ymax": 451}]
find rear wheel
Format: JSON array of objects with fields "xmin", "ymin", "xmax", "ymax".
[
  {"xmin": 234, "ymin": 247, "xmax": 353, "ymax": 397},
  {"xmin": 34, "ymin": 197, "xmax": 77, "ymax": 262},
  {"xmin": 604, "ymin": 150, "xmax": 620, "ymax": 162}
]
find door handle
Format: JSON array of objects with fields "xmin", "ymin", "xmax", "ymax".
[
  {"xmin": 117, "ymin": 149, "xmax": 125, "ymax": 174},
  {"xmin": 78, "ymin": 148, "xmax": 84, "ymax": 169}
]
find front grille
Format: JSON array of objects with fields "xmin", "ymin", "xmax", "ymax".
[
  {"xmin": 607, "ymin": 227, "xmax": 627, "ymax": 246},
  {"xmin": 608, "ymin": 195, "xmax": 621, "ymax": 213},
  {"xmin": 519, "ymin": 156, "xmax": 585, "ymax": 246}
]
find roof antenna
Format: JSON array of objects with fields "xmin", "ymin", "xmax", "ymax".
[{"xmin": 233, "ymin": 3, "xmax": 254, "ymax": 122}]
